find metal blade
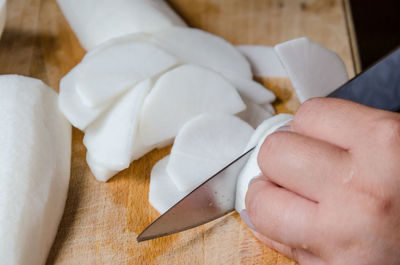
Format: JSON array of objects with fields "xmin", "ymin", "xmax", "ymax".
[
  {"xmin": 137, "ymin": 147, "xmax": 254, "ymax": 242},
  {"xmin": 328, "ymin": 47, "xmax": 400, "ymax": 111}
]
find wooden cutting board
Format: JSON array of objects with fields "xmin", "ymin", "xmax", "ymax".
[{"xmin": 0, "ymin": 0, "xmax": 359, "ymax": 264}]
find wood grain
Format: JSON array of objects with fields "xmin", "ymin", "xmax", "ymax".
[{"xmin": 0, "ymin": 0, "xmax": 356, "ymax": 264}]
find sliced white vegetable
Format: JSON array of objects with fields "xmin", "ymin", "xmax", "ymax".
[
  {"xmin": 224, "ymin": 74, "xmax": 275, "ymax": 104},
  {"xmin": 139, "ymin": 64, "xmax": 246, "ymax": 147},
  {"xmin": 0, "ymin": 75, "xmax": 71, "ymax": 265},
  {"xmin": 86, "ymin": 152, "xmax": 119, "ymax": 182},
  {"xmin": 75, "ymin": 41, "xmax": 178, "ymax": 107},
  {"xmin": 149, "ymin": 156, "xmax": 189, "ymax": 214},
  {"xmin": 84, "ymin": 79, "xmax": 151, "ymax": 173},
  {"xmin": 0, "ymin": 0, "xmax": 6, "ymax": 38},
  {"xmin": 235, "ymin": 114, "xmax": 293, "ymax": 212},
  {"xmin": 237, "ymin": 98, "xmax": 273, "ymax": 128},
  {"xmin": 59, "ymin": 69, "xmax": 116, "ymax": 130},
  {"xmin": 150, "ymin": 27, "xmax": 252, "ymax": 80},
  {"xmin": 236, "ymin": 45, "xmax": 287, "ymax": 77},
  {"xmin": 275, "ymin": 37, "xmax": 348, "ymax": 103},
  {"xmin": 167, "ymin": 113, "xmax": 254, "ymax": 192},
  {"xmin": 56, "ymin": 0, "xmax": 186, "ymax": 50},
  {"xmin": 85, "ymin": 32, "xmax": 151, "ymax": 58},
  {"xmin": 260, "ymin": 103, "xmax": 276, "ymax": 115}
]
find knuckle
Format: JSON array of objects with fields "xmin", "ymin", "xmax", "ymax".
[
  {"xmin": 372, "ymin": 118, "xmax": 400, "ymax": 147},
  {"xmin": 370, "ymin": 191, "xmax": 395, "ymax": 216},
  {"xmin": 357, "ymin": 183, "xmax": 396, "ymax": 217}
]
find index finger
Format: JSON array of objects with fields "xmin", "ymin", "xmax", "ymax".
[{"xmin": 291, "ymin": 97, "xmax": 391, "ymax": 149}]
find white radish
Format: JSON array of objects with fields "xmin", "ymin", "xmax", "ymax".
[
  {"xmin": 0, "ymin": 0, "xmax": 6, "ymax": 38},
  {"xmin": 139, "ymin": 64, "xmax": 246, "ymax": 147},
  {"xmin": 0, "ymin": 75, "xmax": 71, "ymax": 265},
  {"xmin": 75, "ymin": 41, "xmax": 178, "ymax": 107},
  {"xmin": 275, "ymin": 37, "xmax": 348, "ymax": 103},
  {"xmin": 224, "ymin": 74, "xmax": 275, "ymax": 104},
  {"xmin": 58, "ymin": 68, "xmax": 117, "ymax": 131},
  {"xmin": 86, "ymin": 152, "xmax": 119, "ymax": 182},
  {"xmin": 167, "ymin": 113, "xmax": 254, "ymax": 192},
  {"xmin": 149, "ymin": 27, "xmax": 253, "ymax": 80},
  {"xmin": 56, "ymin": 0, "xmax": 186, "ymax": 50},
  {"xmin": 84, "ymin": 79, "xmax": 151, "ymax": 174},
  {"xmin": 236, "ymin": 45, "xmax": 288, "ymax": 77},
  {"xmin": 260, "ymin": 103, "xmax": 276, "ymax": 115},
  {"xmin": 149, "ymin": 156, "xmax": 189, "ymax": 214},
  {"xmin": 235, "ymin": 114, "xmax": 293, "ymax": 212},
  {"xmin": 237, "ymin": 98, "xmax": 274, "ymax": 128}
]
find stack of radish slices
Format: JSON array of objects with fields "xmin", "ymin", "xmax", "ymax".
[
  {"xmin": 57, "ymin": 0, "xmax": 350, "ymax": 214},
  {"xmin": 59, "ymin": 27, "xmax": 277, "ymax": 183}
]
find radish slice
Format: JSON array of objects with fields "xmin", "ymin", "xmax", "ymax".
[
  {"xmin": 150, "ymin": 27, "xmax": 252, "ymax": 80},
  {"xmin": 236, "ymin": 45, "xmax": 288, "ymax": 77},
  {"xmin": 237, "ymin": 98, "xmax": 273, "ymax": 128},
  {"xmin": 0, "ymin": 0, "xmax": 6, "ymax": 38},
  {"xmin": 0, "ymin": 75, "xmax": 71, "ymax": 265},
  {"xmin": 275, "ymin": 37, "xmax": 348, "ymax": 103},
  {"xmin": 56, "ymin": 0, "xmax": 186, "ymax": 50},
  {"xmin": 139, "ymin": 64, "xmax": 246, "ymax": 147},
  {"xmin": 235, "ymin": 114, "xmax": 293, "ymax": 212},
  {"xmin": 75, "ymin": 41, "xmax": 178, "ymax": 107},
  {"xmin": 167, "ymin": 113, "xmax": 254, "ymax": 192},
  {"xmin": 260, "ymin": 103, "xmax": 276, "ymax": 115},
  {"xmin": 224, "ymin": 74, "xmax": 275, "ymax": 104},
  {"xmin": 59, "ymin": 69, "xmax": 116, "ymax": 130},
  {"xmin": 149, "ymin": 156, "xmax": 189, "ymax": 214},
  {"xmin": 86, "ymin": 152, "xmax": 119, "ymax": 182},
  {"xmin": 84, "ymin": 79, "xmax": 151, "ymax": 173}
]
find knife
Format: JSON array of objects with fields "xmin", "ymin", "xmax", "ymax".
[{"xmin": 137, "ymin": 47, "xmax": 400, "ymax": 242}]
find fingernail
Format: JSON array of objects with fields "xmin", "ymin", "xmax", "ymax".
[
  {"xmin": 239, "ymin": 209, "xmax": 256, "ymax": 230},
  {"xmin": 248, "ymin": 173, "xmax": 264, "ymax": 189},
  {"xmin": 275, "ymin": 125, "xmax": 290, "ymax": 132}
]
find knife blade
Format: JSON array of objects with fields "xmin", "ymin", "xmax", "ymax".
[
  {"xmin": 137, "ymin": 47, "xmax": 400, "ymax": 242},
  {"xmin": 137, "ymin": 147, "xmax": 254, "ymax": 242},
  {"xmin": 328, "ymin": 46, "xmax": 400, "ymax": 111}
]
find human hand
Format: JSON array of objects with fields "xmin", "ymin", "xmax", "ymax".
[{"xmin": 245, "ymin": 98, "xmax": 400, "ymax": 265}]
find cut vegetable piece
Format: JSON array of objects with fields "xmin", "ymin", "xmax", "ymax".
[
  {"xmin": 237, "ymin": 98, "xmax": 273, "ymax": 128},
  {"xmin": 149, "ymin": 156, "xmax": 189, "ymax": 214},
  {"xmin": 86, "ymin": 152, "xmax": 119, "ymax": 182},
  {"xmin": 59, "ymin": 69, "xmax": 116, "ymax": 130},
  {"xmin": 150, "ymin": 27, "xmax": 252, "ymax": 79},
  {"xmin": 84, "ymin": 79, "xmax": 151, "ymax": 173},
  {"xmin": 0, "ymin": 75, "xmax": 71, "ymax": 265},
  {"xmin": 85, "ymin": 32, "xmax": 151, "ymax": 58},
  {"xmin": 235, "ymin": 114, "xmax": 293, "ymax": 212},
  {"xmin": 0, "ymin": 0, "xmax": 6, "ymax": 38},
  {"xmin": 139, "ymin": 64, "xmax": 246, "ymax": 146},
  {"xmin": 56, "ymin": 0, "xmax": 186, "ymax": 50},
  {"xmin": 275, "ymin": 37, "xmax": 348, "ymax": 103},
  {"xmin": 236, "ymin": 45, "xmax": 288, "ymax": 77},
  {"xmin": 76, "ymin": 41, "xmax": 178, "ymax": 107},
  {"xmin": 167, "ymin": 113, "xmax": 254, "ymax": 192},
  {"xmin": 224, "ymin": 74, "xmax": 276, "ymax": 104}
]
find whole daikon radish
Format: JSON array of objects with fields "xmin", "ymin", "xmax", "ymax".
[
  {"xmin": 57, "ymin": 0, "xmax": 187, "ymax": 50},
  {"xmin": 0, "ymin": 75, "xmax": 71, "ymax": 265}
]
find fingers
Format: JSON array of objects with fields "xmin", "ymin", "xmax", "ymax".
[
  {"xmin": 245, "ymin": 178, "xmax": 321, "ymax": 253},
  {"xmin": 291, "ymin": 97, "xmax": 389, "ymax": 150},
  {"xmin": 252, "ymin": 231, "xmax": 325, "ymax": 265},
  {"xmin": 257, "ymin": 131, "xmax": 351, "ymax": 202}
]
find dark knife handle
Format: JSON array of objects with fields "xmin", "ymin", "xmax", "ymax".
[{"xmin": 328, "ymin": 47, "xmax": 400, "ymax": 112}]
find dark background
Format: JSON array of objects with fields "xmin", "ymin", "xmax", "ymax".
[{"xmin": 349, "ymin": 0, "xmax": 400, "ymax": 69}]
